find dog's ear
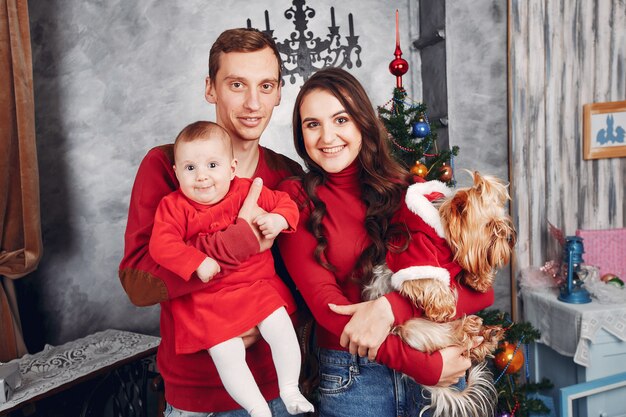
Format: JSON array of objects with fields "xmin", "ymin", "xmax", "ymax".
[
  {"xmin": 449, "ymin": 191, "xmax": 468, "ymax": 217},
  {"xmin": 440, "ymin": 191, "xmax": 469, "ymax": 248},
  {"xmin": 487, "ymin": 218, "xmax": 517, "ymax": 267},
  {"xmin": 472, "ymin": 171, "xmax": 485, "ymax": 193}
]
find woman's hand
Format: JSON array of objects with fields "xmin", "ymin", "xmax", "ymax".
[
  {"xmin": 435, "ymin": 336, "xmax": 484, "ymax": 387},
  {"xmin": 329, "ymin": 297, "xmax": 394, "ymax": 360}
]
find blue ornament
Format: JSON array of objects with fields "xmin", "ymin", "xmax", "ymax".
[{"xmin": 412, "ymin": 119, "xmax": 430, "ymax": 138}]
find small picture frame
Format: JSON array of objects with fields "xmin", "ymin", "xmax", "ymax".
[{"xmin": 583, "ymin": 100, "xmax": 626, "ymax": 160}]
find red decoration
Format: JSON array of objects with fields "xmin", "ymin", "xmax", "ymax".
[
  {"xmin": 439, "ymin": 163, "xmax": 453, "ymax": 182},
  {"xmin": 494, "ymin": 341, "xmax": 524, "ymax": 374},
  {"xmin": 388, "ymin": 10, "xmax": 409, "ymax": 88},
  {"xmin": 601, "ymin": 273, "xmax": 624, "ymax": 287},
  {"xmin": 389, "ymin": 57, "xmax": 409, "ymax": 78}
]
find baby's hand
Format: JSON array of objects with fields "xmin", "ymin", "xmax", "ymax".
[
  {"xmin": 196, "ymin": 257, "xmax": 220, "ymax": 283},
  {"xmin": 253, "ymin": 213, "xmax": 288, "ymax": 240}
]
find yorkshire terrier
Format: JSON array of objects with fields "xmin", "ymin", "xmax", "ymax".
[{"xmin": 365, "ymin": 171, "xmax": 516, "ymax": 417}]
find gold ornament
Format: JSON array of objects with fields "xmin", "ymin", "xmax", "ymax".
[
  {"xmin": 410, "ymin": 161, "xmax": 428, "ymax": 178},
  {"xmin": 494, "ymin": 341, "xmax": 524, "ymax": 374},
  {"xmin": 439, "ymin": 163, "xmax": 453, "ymax": 182}
]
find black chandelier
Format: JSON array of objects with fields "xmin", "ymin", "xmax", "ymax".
[{"xmin": 246, "ymin": 0, "xmax": 362, "ymax": 84}]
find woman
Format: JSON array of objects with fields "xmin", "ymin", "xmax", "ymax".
[{"xmin": 278, "ymin": 67, "xmax": 494, "ymax": 416}]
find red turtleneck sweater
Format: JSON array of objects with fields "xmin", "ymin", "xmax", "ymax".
[{"xmin": 278, "ymin": 163, "xmax": 494, "ymax": 386}]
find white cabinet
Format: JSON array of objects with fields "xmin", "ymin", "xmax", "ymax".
[{"xmin": 522, "ymin": 290, "xmax": 626, "ymax": 417}]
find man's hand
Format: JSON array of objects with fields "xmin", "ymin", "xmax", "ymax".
[
  {"xmin": 237, "ymin": 178, "xmax": 274, "ymax": 252},
  {"xmin": 329, "ymin": 297, "xmax": 394, "ymax": 360},
  {"xmin": 196, "ymin": 257, "xmax": 220, "ymax": 283}
]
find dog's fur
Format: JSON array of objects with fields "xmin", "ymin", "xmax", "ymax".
[
  {"xmin": 365, "ymin": 172, "xmax": 516, "ymax": 417},
  {"xmin": 365, "ymin": 267, "xmax": 505, "ymax": 417},
  {"xmin": 399, "ymin": 171, "xmax": 516, "ymax": 323},
  {"xmin": 397, "ymin": 315, "xmax": 505, "ymax": 417}
]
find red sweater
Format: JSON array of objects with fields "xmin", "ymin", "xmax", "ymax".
[
  {"xmin": 277, "ymin": 163, "xmax": 494, "ymax": 386},
  {"xmin": 149, "ymin": 178, "xmax": 299, "ymax": 354},
  {"xmin": 119, "ymin": 144, "xmax": 303, "ymax": 412}
]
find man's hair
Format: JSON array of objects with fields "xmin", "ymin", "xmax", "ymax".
[
  {"xmin": 208, "ymin": 28, "xmax": 282, "ymax": 81},
  {"xmin": 174, "ymin": 121, "xmax": 233, "ymax": 159}
]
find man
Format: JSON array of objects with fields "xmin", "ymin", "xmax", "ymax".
[{"xmin": 119, "ymin": 28, "xmax": 304, "ymax": 416}]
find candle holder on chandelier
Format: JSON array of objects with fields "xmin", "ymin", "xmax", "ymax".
[{"xmin": 246, "ymin": 0, "xmax": 362, "ymax": 84}]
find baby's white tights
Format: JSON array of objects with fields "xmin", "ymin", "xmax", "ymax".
[{"xmin": 209, "ymin": 307, "xmax": 314, "ymax": 417}]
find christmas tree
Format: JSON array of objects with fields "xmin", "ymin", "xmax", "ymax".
[
  {"xmin": 478, "ymin": 309, "xmax": 553, "ymax": 417},
  {"xmin": 378, "ymin": 87, "xmax": 458, "ymax": 184},
  {"xmin": 378, "ymin": 11, "xmax": 458, "ymax": 185}
]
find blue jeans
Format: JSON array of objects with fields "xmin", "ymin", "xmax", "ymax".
[
  {"xmin": 164, "ymin": 397, "xmax": 301, "ymax": 417},
  {"xmin": 317, "ymin": 348, "xmax": 432, "ymax": 417}
]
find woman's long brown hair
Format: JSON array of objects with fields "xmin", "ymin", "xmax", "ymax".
[{"xmin": 292, "ymin": 67, "xmax": 410, "ymax": 285}]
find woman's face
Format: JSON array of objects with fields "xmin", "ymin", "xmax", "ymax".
[{"xmin": 299, "ymin": 88, "xmax": 362, "ymax": 173}]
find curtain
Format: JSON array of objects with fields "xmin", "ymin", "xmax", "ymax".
[{"xmin": 0, "ymin": 0, "xmax": 42, "ymax": 361}]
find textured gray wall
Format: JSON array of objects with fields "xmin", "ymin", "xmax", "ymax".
[
  {"xmin": 21, "ymin": 0, "xmax": 509, "ymax": 348},
  {"xmin": 446, "ymin": 0, "xmax": 510, "ymax": 313},
  {"xmin": 22, "ymin": 0, "xmax": 425, "ymax": 347}
]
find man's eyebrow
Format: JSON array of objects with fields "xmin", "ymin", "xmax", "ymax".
[
  {"xmin": 222, "ymin": 75, "xmax": 243, "ymax": 81},
  {"xmin": 222, "ymin": 75, "xmax": 279, "ymax": 84}
]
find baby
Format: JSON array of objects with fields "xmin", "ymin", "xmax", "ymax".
[{"xmin": 149, "ymin": 121, "xmax": 313, "ymax": 417}]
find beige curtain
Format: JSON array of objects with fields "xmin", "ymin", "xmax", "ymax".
[{"xmin": 0, "ymin": 0, "xmax": 42, "ymax": 361}]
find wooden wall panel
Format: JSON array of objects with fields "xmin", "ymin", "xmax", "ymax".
[{"xmin": 509, "ymin": 0, "xmax": 625, "ymax": 291}]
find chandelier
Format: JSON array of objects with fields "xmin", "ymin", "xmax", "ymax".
[{"xmin": 247, "ymin": 0, "xmax": 362, "ymax": 84}]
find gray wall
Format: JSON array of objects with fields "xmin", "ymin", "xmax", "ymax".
[
  {"xmin": 446, "ymin": 1, "xmax": 510, "ymax": 313},
  {"xmin": 20, "ymin": 0, "xmax": 509, "ymax": 348}
]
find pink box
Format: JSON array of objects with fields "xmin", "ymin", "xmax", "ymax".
[{"xmin": 576, "ymin": 228, "xmax": 626, "ymax": 279}]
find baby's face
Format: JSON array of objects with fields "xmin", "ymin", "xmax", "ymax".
[{"xmin": 174, "ymin": 137, "xmax": 236, "ymax": 205}]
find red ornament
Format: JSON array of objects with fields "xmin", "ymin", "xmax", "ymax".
[
  {"xmin": 439, "ymin": 163, "xmax": 453, "ymax": 182},
  {"xmin": 389, "ymin": 56, "xmax": 409, "ymax": 77},
  {"xmin": 494, "ymin": 341, "xmax": 524, "ymax": 374},
  {"xmin": 389, "ymin": 10, "xmax": 409, "ymax": 88},
  {"xmin": 601, "ymin": 273, "xmax": 624, "ymax": 287}
]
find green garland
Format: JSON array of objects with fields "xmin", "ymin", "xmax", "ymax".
[{"xmin": 478, "ymin": 309, "xmax": 541, "ymax": 345}]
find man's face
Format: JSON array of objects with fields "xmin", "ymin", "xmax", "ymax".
[{"xmin": 205, "ymin": 48, "xmax": 281, "ymax": 144}]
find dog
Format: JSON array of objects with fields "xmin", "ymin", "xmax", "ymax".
[{"xmin": 365, "ymin": 171, "xmax": 516, "ymax": 417}]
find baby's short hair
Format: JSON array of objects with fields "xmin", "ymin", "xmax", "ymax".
[{"xmin": 174, "ymin": 121, "xmax": 233, "ymax": 159}]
